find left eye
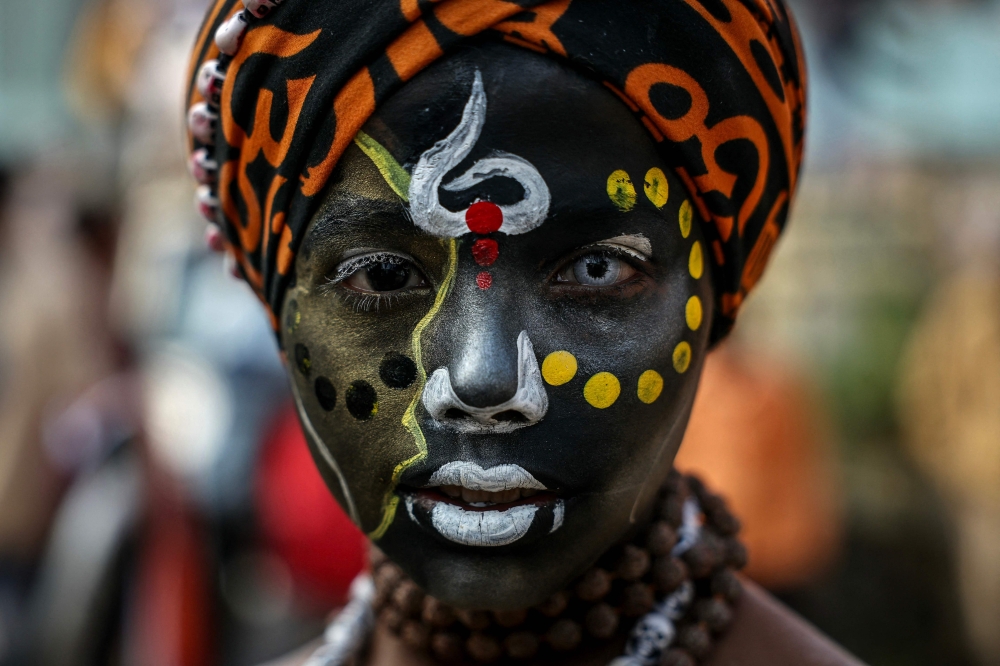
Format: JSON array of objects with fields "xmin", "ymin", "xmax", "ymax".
[
  {"xmin": 557, "ymin": 252, "xmax": 636, "ymax": 287},
  {"xmin": 335, "ymin": 253, "xmax": 428, "ymax": 293}
]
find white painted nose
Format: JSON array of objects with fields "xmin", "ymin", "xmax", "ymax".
[{"xmin": 422, "ymin": 331, "xmax": 549, "ymax": 431}]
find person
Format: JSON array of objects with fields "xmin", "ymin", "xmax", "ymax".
[{"xmin": 184, "ymin": 1, "xmax": 862, "ymax": 664}]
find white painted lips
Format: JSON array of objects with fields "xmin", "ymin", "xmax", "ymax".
[{"xmin": 410, "ymin": 462, "xmax": 565, "ymax": 547}]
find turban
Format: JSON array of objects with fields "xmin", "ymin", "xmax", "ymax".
[{"xmin": 185, "ymin": 0, "xmax": 806, "ymax": 341}]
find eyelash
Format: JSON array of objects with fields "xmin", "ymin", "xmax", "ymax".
[{"xmin": 320, "ymin": 251, "xmax": 424, "ymax": 313}]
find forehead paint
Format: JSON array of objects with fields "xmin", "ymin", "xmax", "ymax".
[
  {"xmin": 607, "ymin": 169, "xmax": 637, "ymax": 212},
  {"xmin": 476, "ymin": 272, "xmax": 493, "ymax": 290},
  {"xmin": 686, "ymin": 296, "xmax": 703, "ymax": 331},
  {"xmin": 408, "ymin": 70, "xmax": 551, "ymax": 237},
  {"xmin": 689, "ymin": 242, "xmax": 704, "ymax": 280},
  {"xmin": 644, "ymin": 168, "xmax": 669, "ymax": 209},
  {"xmin": 679, "ymin": 201, "xmax": 693, "ymax": 239},
  {"xmin": 354, "ymin": 130, "xmax": 411, "ymax": 201},
  {"xmin": 471, "ymin": 239, "xmax": 499, "ymax": 267},
  {"xmin": 314, "ymin": 377, "xmax": 337, "ymax": 411}
]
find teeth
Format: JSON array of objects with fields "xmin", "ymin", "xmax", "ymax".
[{"xmin": 439, "ymin": 486, "xmax": 536, "ymax": 505}]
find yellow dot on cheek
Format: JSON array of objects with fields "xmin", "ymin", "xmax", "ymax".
[
  {"xmin": 673, "ymin": 342, "xmax": 693, "ymax": 374},
  {"xmin": 689, "ymin": 242, "xmax": 704, "ymax": 280},
  {"xmin": 584, "ymin": 372, "xmax": 621, "ymax": 409},
  {"xmin": 644, "ymin": 168, "xmax": 669, "ymax": 208},
  {"xmin": 637, "ymin": 370, "xmax": 664, "ymax": 404},
  {"xmin": 679, "ymin": 200, "xmax": 693, "ymax": 238},
  {"xmin": 686, "ymin": 296, "xmax": 703, "ymax": 331},
  {"xmin": 542, "ymin": 351, "xmax": 578, "ymax": 386},
  {"xmin": 607, "ymin": 170, "xmax": 637, "ymax": 212}
]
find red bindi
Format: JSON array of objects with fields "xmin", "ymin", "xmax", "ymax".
[
  {"xmin": 476, "ymin": 271, "xmax": 493, "ymax": 290},
  {"xmin": 465, "ymin": 201, "xmax": 503, "ymax": 234},
  {"xmin": 471, "ymin": 238, "xmax": 499, "ymax": 266}
]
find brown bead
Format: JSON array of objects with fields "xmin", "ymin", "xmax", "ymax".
[
  {"xmin": 456, "ymin": 608, "xmax": 491, "ymax": 631},
  {"xmin": 504, "ymin": 631, "xmax": 540, "ymax": 659},
  {"xmin": 652, "ymin": 556, "xmax": 688, "ymax": 593},
  {"xmin": 400, "ymin": 620, "xmax": 430, "ymax": 650},
  {"xmin": 380, "ymin": 606, "xmax": 404, "ymax": 632},
  {"xmin": 536, "ymin": 590, "xmax": 569, "ymax": 617},
  {"xmin": 431, "ymin": 632, "xmax": 465, "ymax": 662},
  {"xmin": 576, "ymin": 568, "xmax": 612, "ymax": 601},
  {"xmin": 584, "ymin": 602, "xmax": 620, "ymax": 639},
  {"xmin": 678, "ymin": 622, "xmax": 712, "ymax": 658},
  {"xmin": 711, "ymin": 569, "xmax": 743, "ymax": 603},
  {"xmin": 369, "ymin": 545, "xmax": 389, "ymax": 570},
  {"xmin": 648, "ymin": 521, "xmax": 678, "ymax": 557},
  {"xmin": 725, "ymin": 539, "xmax": 749, "ymax": 570},
  {"xmin": 617, "ymin": 544, "xmax": 651, "ymax": 581},
  {"xmin": 374, "ymin": 562, "xmax": 403, "ymax": 591},
  {"xmin": 546, "ymin": 619, "xmax": 583, "ymax": 651},
  {"xmin": 683, "ymin": 542, "xmax": 719, "ymax": 578},
  {"xmin": 493, "ymin": 608, "xmax": 527, "ymax": 628},
  {"xmin": 698, "ymin": 492, "xmax": 726, "ymax": 517},
  {"xmin": 708, "ymin": 504, "xmax": 741, "ymax": 536},
  {"xmin": 695, "ymin": 597, "xmax": 733, "ymax": 632},
  {"xmin": 660, "ymin": 495, "xmax": 684, "ymax": 527},
  {"xmin": 621, "ymin": 582, "xmax": 656, "ymax": 617},
  {"xmin": 466, "ymin": 633, "xmax": 502, "ymax": 662},
  {"xmin": 392, "ymin": 580, "xmax": 425, "ymax": 616},
  {"xmin": 660, "ymin": 648, "xmax": 696, "ymax": 666},
  {"xmin": 422, "ymin": 596, "xmax": 457, "ymax": 628}
]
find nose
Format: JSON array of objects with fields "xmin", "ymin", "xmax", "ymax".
[{"xmin": 422, "ymin": 331, "xmax": 549, "ymax": 431}]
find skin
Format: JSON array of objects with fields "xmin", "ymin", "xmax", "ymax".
[{"xmin": 281, "ymin": 43, "xmax": 714, "ymax": 610}]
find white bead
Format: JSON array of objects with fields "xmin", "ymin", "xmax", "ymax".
[
  {"xmin": 242, "ymin": 0, "xmax": 278, "ymax": 19},
  {"xmin": 195, "ymin": 185, "xmax": 220, "ymax": 222},
  {"xmin": 215, "ymin": 11, "xmax": 249, "ymax": 56},
  {"xmin": 188, "ymin": 148, "xmax": 218, "ymax": 184},
  {"xmin": 187, "ymin": 102, "xmax": 218, "ymax": 144},
  {"xmin": 196, "ymin": 59, "xmax": 224, "ymax": 105}
]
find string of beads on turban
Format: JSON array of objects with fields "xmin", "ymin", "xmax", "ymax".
[{"xmin": 185, "ymin": 0, "xmax": 807, "ymax": 342}]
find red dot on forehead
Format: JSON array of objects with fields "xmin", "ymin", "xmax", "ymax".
[
  {"xmin": 466, "ymin": 201, "xmax": 503, "ymax": 234},
  {"xmin": 472, "ymin": 239, "xmax": 499, "ymax": 267},
  {"xmin": 476, "ymin": 271, "xmax": 493, "ymax": 290}
]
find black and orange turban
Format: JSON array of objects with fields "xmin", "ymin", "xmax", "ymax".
[{"xmin": 185, "ymin": 0, "xmax": 806, "ymax": 341}]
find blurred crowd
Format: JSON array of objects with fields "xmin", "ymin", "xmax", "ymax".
[{"xmin": 0, "ymin": 0, "xmax": 997, "ymax": 665}]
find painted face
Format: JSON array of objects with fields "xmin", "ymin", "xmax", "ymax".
[{"xmin": 281, "ymin": 44, "xmax": 713, "ymax": 609}]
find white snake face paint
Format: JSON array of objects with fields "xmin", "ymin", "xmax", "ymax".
[
  {"xmin": 408, "ymin": 70, "xmax": 551, "ymax": 238},
  {"xmin": 405, "ymin": 462, "xmax": 566, "ymax": 547}
]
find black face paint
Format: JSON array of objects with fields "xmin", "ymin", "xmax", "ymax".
[
  {"xmin": 295, "ymin": 343, "xmax": 311, "ymax": 376},
  {"xmin": 282, "ymin": 45, "xmax": 713, "ymax": 610},
  {"xmin": 380, "ymin": 352, "xmax": 418, "ymax": 389},
  {"xmin": 315, "ymin": 377, "xmax": 338, "ymax": 411}
]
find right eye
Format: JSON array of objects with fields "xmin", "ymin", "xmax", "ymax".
[{"xmin": 332, "ymin": 252, "xmax": 429, "ymax": 294}]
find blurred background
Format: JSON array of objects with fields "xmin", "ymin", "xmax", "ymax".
[{"xmin": 0, "ymin": 0, "xmax": 997, "ymax": 664}]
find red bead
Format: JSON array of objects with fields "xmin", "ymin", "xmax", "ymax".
[
  {"xmin": 476, "ymin": 272, "xmax": 493, "ymax": 290},
  {"xmin": 465, "ymin": 201, "xmax": 503, "ymax": 234},
  {"xmin": 205, "ymin": 224, "xmax": 226, "ymax": 252},
  {"xmin": 472, "ymin": 238, "xmax": 499, "ymax": 266}
]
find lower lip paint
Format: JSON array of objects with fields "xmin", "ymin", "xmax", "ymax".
[{"xmin": 405, "ymin": 491, "xmax": 565, "ymax": 548}]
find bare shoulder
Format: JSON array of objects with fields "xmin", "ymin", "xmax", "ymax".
[{"xmin": 706, "ymin": 580, "xmax": 866, "ymax": 666}]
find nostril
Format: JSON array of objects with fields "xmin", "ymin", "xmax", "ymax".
[
  {"xmin": 444, "ymin": 408, "xmax": 470, "ymax": 420},
  {"xmin": 492, "ymin": 410, "xmax": 528, "ymax": 424}
]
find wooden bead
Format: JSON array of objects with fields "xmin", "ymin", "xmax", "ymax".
[
  {"xmin": 617, "ymin": 544, "xmax": 651, "ymax": 581},
  {"xmin": 493, "ymin": 609, "xmax": 527, "ymax": 628},
  {"xmin": 621, "ymin": 583, "xmax": 655, "ymax": 617},
  {"xmin": 660, "ymin": 648, "xmax": 696, "ymax": 666},
  {"xmin": 678, "ymin": 623, "xmax": 712, "ymax": 658},
  {"xmin": 695, "ymin": 598, "xmax": 733, "ymax": 632},
  {"xmin": 535, "ymin": 590, "xmax": 569, "ymax": 617},
  {"xmin": 546, "ymin": 619, "xmax": 583, "ymax": 651},
  {"xmin": 466, "ymin": 633, "xmax": 502, "ymax": 662},
  {"xmin": 504, "ymin": 631, "xmax": 540, "ymax": 659},
  {"xmin": 400, "ymin": 620, "xmax": 430, "ymax": 650},
  {"xmin": 683, "ymin": 542, "xmax": 719, "ymax": 578},
  {"xmin": 711, "ymin": 569, "xmax": 743, "ymax": 603},
  {"xmin": 725, "ymin": 539, "xmax": 749, "ymax": 570},
  {"xmin": 431, "ymin": 632, "xmax": 465, "ymax": 662},
  {"xmin": 422, "ymin": 596, "xmax": 457, "ymax": 628},
  {"xmin": 576, "ymin": 568, "xmax": 612, "ymax": 601},
  {"xmin": 380, "ymin": 606, "xmax": 404, "ymax": 632},
  {"xmin": 584, "ymin": 602, "xmax": 619, "ymax": 639},
  {"xmin": 374, "ymin": 562, "xmax": 403, "ymax": 591},
  {"xmin": 392, "ymin": 580, "xmax": 424, "ymax": 616},
  {"xmin": 369, "ymin": 546, "xmax": 389, "ymax": 570},
  {"xmin": 456, "ymin": 609, "xmax": 491, "ymax": 631},
  {"xmin": 652, "ymin": 556, "xmax": 688, "ymax": 593},
  {"xmin": 648, "ymin": 521, "xmax": 678, "ymax": 556}
]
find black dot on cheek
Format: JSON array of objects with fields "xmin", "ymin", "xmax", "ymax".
[
  {"xmin": 379, "ymin": 352, "xmax": 417, "ymax": 389},
  {"xmin": 314, "ymin": 377, "xmax": 337, "ymax": 411},
  {"xmin": 345, "ymin": 380, "xmax": 378, "ymax": 421},
  {"xmin": 285, "ymin": 299, "xmax": 300, "ymax": 335},
  {"xmin": 294, "ymin": 343, "xmax": 311, "ymax": 376}
]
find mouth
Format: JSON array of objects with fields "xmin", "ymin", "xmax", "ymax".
[{"xmin": 403, "ymin": 462, "xmax": 566, "ymax": 548}]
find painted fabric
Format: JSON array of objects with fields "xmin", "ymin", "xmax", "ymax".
[{"xmin": 186, "ymin": 0, "xmax": 807, "ymax": 340}]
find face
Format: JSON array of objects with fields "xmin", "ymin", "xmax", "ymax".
[{"xmin": 281, "ymin": 44, "xmax": 713, "ymax": 609}]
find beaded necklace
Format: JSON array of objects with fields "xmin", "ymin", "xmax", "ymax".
[{"xmin": 301, "ymin": 472, "xmax": 746, "ymax": 666}]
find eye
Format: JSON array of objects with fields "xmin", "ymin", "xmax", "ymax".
[
  {"xmin": 333, "ymin": 252, "xmax": 429, "ymax": 293},
  {"xmin": 556, "ymin": 251, "xmax": 637, "ymax": 287}
]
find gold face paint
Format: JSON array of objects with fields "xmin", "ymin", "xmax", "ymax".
[
  {"xmin": 369, "ymin": 237, "xmax": 459, "ymax": 539},
  {"xmin": 354, "ymin": 130, "xmax": 412, "ymax": 201}
]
